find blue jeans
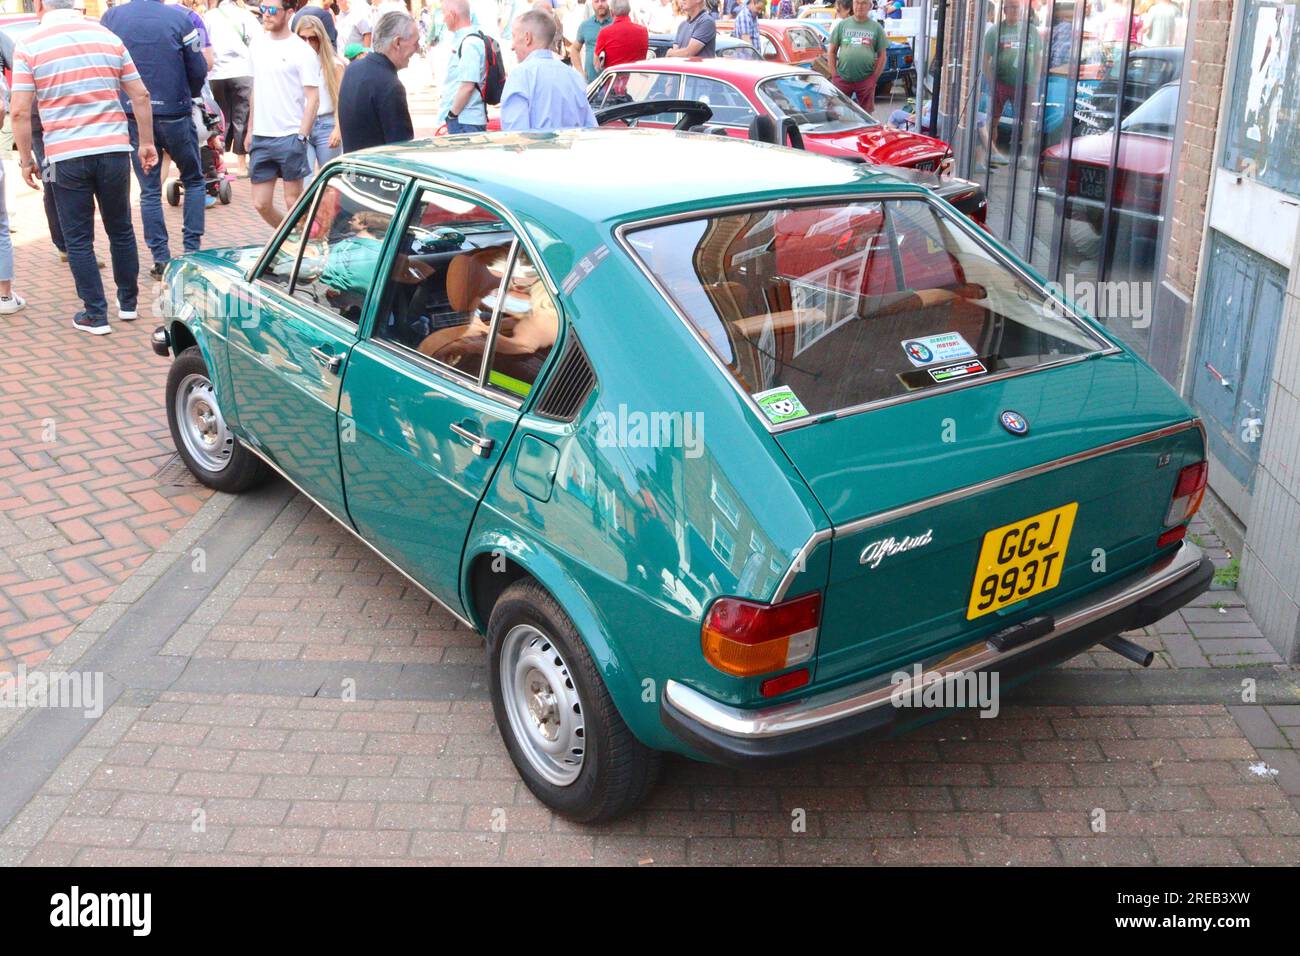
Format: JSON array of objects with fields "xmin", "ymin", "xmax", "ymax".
[
  {"xmin": 32, "ymin": 129, "xmax": 65, "ymax": 254},
  {"xmin": 48, "ymin": 152, "xmax": 139, "ymax": 319},
  {"xmin": 0, "ymin": 164, "xmax": 12, "ymax": 282},
  {"xmin": 307, "ymin": 113, "xmax": 341, "ymax": 175},
  {"xmin": 129, "ymin": 113, "xmax": 205, "ymax": 264},
  {"xmin": 446, "ymin": 116, "xmax": 486, "ymax": 134}
]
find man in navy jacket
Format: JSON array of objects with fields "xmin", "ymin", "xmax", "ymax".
[{"xmin": 103, "ymin": 0, "xmax": 209, "ymax": 277}]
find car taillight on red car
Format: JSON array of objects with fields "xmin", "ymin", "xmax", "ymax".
[
  {"xmin": 1158, "ymin": 460, "xmax": 1208, "ymax": 547},
  {"xmin": 701, "ymin": 592, "xmax": 820, "ymax": 677}
]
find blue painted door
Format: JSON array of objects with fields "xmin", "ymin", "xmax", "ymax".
[{"xmin": 1189, "ymin": 231, "xmax": 1285, "ymax": 492}]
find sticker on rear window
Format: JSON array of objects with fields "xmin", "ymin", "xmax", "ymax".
[
  {"xmin": 929, "ymin": 359, "xmax": 987, "ymax": 383},
  {"xmin": 901, "ymin": 332, "xmax": 978, "ymax": 367},
  {"xmin": 754, "ymin": 386, "xmax": 808, "ymax": 424}
]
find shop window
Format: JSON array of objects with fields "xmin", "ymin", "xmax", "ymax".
[{"xmin": 1221, "ymin": 0, "xmax": 1300, "ymax": 197}]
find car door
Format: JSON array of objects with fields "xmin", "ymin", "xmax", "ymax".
[
  {"xmin": 227, "ymin": 166, "xmax": 409, "ymax": 519},
  {"xmin": 339, "ymin": 186, "xmax": 561, "ymax": 610}
]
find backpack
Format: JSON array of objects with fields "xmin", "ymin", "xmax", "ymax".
[{"xmin": 458, "ymin": 31, "xmax": 507, "ymax": 107}]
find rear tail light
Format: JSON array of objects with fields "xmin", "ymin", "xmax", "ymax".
[
  {"xmin": 701, "ymin": 592, "xmax": 821, "ymax": 677},
  {"xmin": 1164, "ymin": 460, "xmax": 1208, "ymax": 529}
]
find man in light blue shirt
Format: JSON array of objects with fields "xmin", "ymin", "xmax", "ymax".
[
  {"xmin": 500, "ymin": 10, "xmax": 597, "ymax": 132},
  {"xmin": 440, "ymin": 0, "xmax": 488, "ymax": 133}
]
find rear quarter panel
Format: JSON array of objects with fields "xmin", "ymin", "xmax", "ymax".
[{"xmin": 468, "ymin": 245, "xmax": 831, "ymax": 753}]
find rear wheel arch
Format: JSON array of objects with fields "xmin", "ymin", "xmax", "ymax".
[{"xmin": 461, "ymin": 534, "xmax": 656, "ymax": 743}]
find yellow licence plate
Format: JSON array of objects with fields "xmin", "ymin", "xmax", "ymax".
[{"xmin": 966, "ymin": 503, "xmax": 1078, "ymax": 620}]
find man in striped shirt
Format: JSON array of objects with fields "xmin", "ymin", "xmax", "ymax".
[{"xmin": 10, "ymin": 0, "xmax": 159, "ymax": 337}]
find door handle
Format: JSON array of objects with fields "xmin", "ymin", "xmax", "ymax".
[
  {"xmin": 450, "ymin": 423, "xmax": 494, "ymax": 457},
  {"xmin": 310, "ymin": 346, "xmax": 342, "ymax": 373}
]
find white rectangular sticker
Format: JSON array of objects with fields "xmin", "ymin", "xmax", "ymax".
[{"xmin": 901, "ymin": 332, "xmax": 978, "ymax": 368}]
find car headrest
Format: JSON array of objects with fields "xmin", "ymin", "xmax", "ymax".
[{"xmin": 445, "ymin": 249, "xmax": 505, "ymax": 315}]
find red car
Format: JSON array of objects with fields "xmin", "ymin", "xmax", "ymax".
[
  {"xmin": 590, "ymin": 59, "xmax": 984, "ymax": 223},
  {"xmin": 1039, "ymin": 82, "xmax": 1176, "ymax": 236},
  {"xmin": 715, "ymin": 18, "xmax": 826, "ymax": 67}
]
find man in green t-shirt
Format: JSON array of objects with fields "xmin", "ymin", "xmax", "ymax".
[
  {"xmin": 981, "ymin": 0, "xmax": 1041, "ymax": 161},
  {"xmin": 574, "ymin": 0, "xmax": 614, "ymax": 82},
  {"xmin": 829, "ymin": 0, "xmax": 888, "ymax": 110}
]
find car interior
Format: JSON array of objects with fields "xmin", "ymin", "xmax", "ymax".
[
  {"xmin": 374, "ymin": 190, "xmax": 558, "ymax": 398},
  {"xmin": 632, "ymin": 198, "xmax": 1098, "ymax": 415}
]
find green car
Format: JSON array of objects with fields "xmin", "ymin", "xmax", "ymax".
[{"xmin": 154, "ymin": 129, "xmax": 1213, "ymax": 821}]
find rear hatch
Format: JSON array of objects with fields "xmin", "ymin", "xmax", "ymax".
[{"xmin": 775, "ymin": 352, "xmax": 1201, "ymax": 683}]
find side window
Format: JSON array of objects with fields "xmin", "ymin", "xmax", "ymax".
[
  {"xmin": 603, "ymin": 71, "xmax": 682, "ymax": 124},
  {"xmin": 291, "ymin": 171, "xmax": 404, "ymax": 324},
  {"xmin": 373, "ymin": 189, "xmax": 515, "ymax": 382},
  {"xmin": 681, "ymin": 76, "xmax": 757, "ymax": 126},
  {"xmin": 589, "ymin": 74, "xmax": 615, "ymax": 107},
  {"xmin": 260, "ymin": 196, "xmax": 313, "ymax": 292},
  {"xmin": 788, "ymin": 28, "xmax": 821, "ymax": 52},
  {"xmin": 484, "ymin": 246, "xmax": 559, "ymax": 399},
  {"xmin": 760, "ymin": 35, "xmax": 779, "ymax": 61}
]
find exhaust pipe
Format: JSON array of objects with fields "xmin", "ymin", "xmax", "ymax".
[{"xmin": 1101, "ymin": 635, "xmax": 1154, "ymax": 668}]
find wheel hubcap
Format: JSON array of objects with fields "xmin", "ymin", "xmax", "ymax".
[
  {"xmin": 175, "ymin": 372, "xmax": 233, "ymax": 473},
  {"xmin": 500, "ymin": 624, "xmax": 585, "ymax": 787}
]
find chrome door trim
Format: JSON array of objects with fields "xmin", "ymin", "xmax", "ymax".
[
  {"xmin": 240, "ymin": 440, "xmax": 478, "ymax": 631},
  {"xmin": 771, "ymin": 419, "xmax": 1202, "ymax": 602}
]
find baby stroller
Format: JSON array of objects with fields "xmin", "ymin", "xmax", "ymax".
[{"xmin": 165, "ymin": 95, "xmax": 233, "ymax": 207}]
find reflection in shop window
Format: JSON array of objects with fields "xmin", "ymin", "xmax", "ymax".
[{"xmin": 1222, "ymin": 0, "xmax": 1300, "ymax": 196}]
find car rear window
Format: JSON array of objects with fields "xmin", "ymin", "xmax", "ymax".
[{"xmin": 624, "ymin": 198, "xmax": 1108, "ymax": 425}]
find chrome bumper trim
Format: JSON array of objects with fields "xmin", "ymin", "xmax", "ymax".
[{"xmin": 666, "ymin": 542, "xmax": 1204, "ymax": 741}]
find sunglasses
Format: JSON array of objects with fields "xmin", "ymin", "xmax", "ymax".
[{"xmin": 260, "ymin": 5, "xmax": 283, "ymax": 14}]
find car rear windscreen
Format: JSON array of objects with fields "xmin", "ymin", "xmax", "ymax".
[{"xmin": 624, "ymin": 198, "xmax": 1108, "ymax": 425}]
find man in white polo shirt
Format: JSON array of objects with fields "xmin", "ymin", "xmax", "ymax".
[{"xmin": 243, "ymin": 0, "xmax": 320, "ymax": 227}]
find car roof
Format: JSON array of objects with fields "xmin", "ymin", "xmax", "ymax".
[
  {"xmin": 601, "ymin": 56, "xmax": 808, "ymax": 81},
  {"xmin": 648, "ymin": 32, "xmax": 750, "ymax": 48},
  {"xmin": 356, "ymin": 129, "xmax": 913, "ymax": 227}
]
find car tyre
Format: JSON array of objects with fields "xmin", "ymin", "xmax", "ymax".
[
  {"xmin": 218, "ymin": 179, "xmax": 233, "ymax": 204},
  {"xmin": 166, "ymin": 346, "xmax": 269, "ymax": 493},
  {"xmin": 487, "ymin": 579, "xmax": 661, "ymax": 822},
  {"xmin": 165, "ymin": 179, "xmax": 181, "ymax": 207}
]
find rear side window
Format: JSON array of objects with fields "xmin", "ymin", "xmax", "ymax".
[
  {"xmin": 680, "ymin": 76, "xmax": 757, "ymax": 126},
  {"xmin": 788, "ymin": 27, "xmax": 822, "ymax": 51},
  {"xmin": 373, "ymin": 189, "xmax": 558, "ymax": 397},
  {"xmin": 624, "ymin": 199, "xmax": 1107, "ymax": 423}
]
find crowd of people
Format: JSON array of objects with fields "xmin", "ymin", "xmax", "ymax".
[{"xmin": 1, "ymin": 0, "xmax": 896, "ymax": 336}]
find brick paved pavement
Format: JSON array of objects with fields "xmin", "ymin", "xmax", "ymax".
[
  {"xmin": 5, "ymin": 691, "xmax": 1298, "ymax": 866},
  {"xmin": 0, "ymin": 71, "xmax": 446, "ymax": 669},
  {"xmin": 0, "ymin": 166, "xmax": 271, "ymax": 667},
  {"xmin": 1, "ymin": 72, "xmax": 1297, "ymax": 865}
]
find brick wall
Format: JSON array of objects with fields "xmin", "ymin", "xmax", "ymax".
[{"xmin": 1164, "ymin": 0, "xmax": 1235, "ymax": 297}]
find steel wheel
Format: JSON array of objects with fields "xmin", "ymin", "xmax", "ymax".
[
  {"xmin": 499, "ymin": 623, "xmax": 586, "ymax": 786},
  {"xmin": 174, "ymin": 372, "xmax": 233, "ymax": 473}
]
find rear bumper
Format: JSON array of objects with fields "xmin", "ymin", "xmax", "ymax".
[{"xmin": 661, "ymin": 542, "xmax": 1213, "ymax": 767}]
